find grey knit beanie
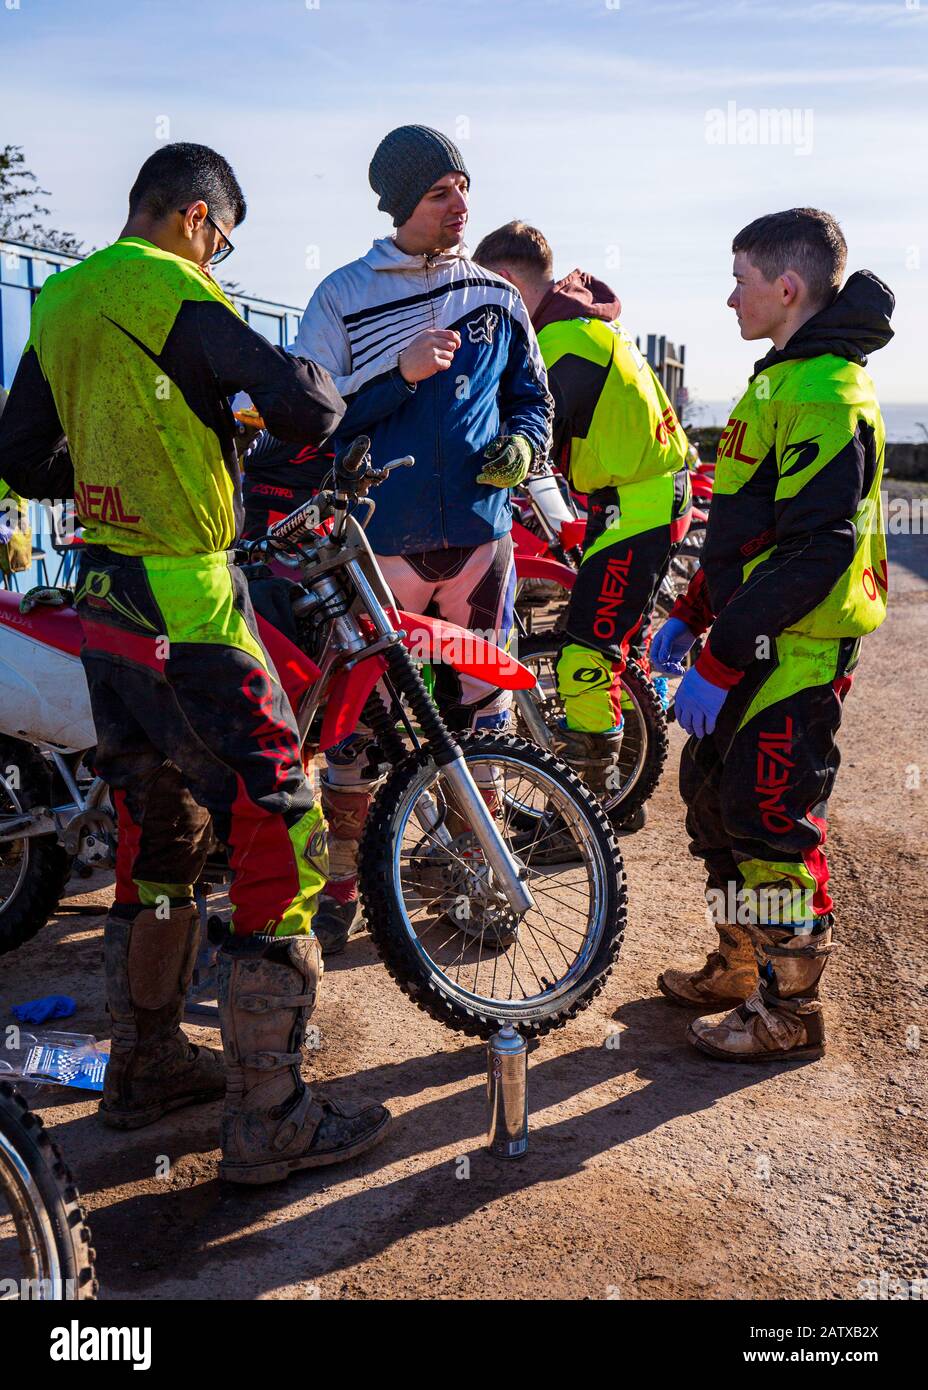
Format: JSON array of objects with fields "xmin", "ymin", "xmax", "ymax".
[{"xmin": 368, "ymin": 125, "xmax": 470, "ymax": 228}]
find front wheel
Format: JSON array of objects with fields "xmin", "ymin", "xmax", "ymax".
[{"xmin": 359, "ymin": 733, "xmax": 626, "ymax": 1038}]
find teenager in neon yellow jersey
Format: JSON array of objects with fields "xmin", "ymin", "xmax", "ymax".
[
  {"xmin": 0, "ymin": 143, "xmax": 391, "ymax": 1180},
  {"xmin": 475, "ymin": 221, "xmax": 690, "ymax": 798},
  {"xmin": 652, "ymin": 208, "xmax": 892, "ymax": 1062}
]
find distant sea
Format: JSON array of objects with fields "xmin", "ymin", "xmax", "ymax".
[{"xmin": 687, "ymin": 400, "xmax": 928, "ymax": 444}]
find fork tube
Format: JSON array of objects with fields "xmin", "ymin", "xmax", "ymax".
[
  {"xmin": 513, "ymin": 688, "xmax": 552, "ymax": 750},
  {"xmin": 437, "ymin": 755, "xmax": 535, "ymax": 916},
  {"xmin": 346, "ymin": 556, "xmax": 535, "ymax": 914},
  {"xmin": 380, "ymin": 640, "xmax": 535, "ymax": 916}
]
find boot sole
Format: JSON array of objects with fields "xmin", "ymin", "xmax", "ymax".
[
  {"xmin": 219, "ymin": 1110, "xmax": 392, "ymax": 1185},
  {"xmin": 98, "ymin": 1083, "xmax": 226, "ymax": 1131},
  {"xmin": 317, "ymin": 925, "xmax": 368, "ymax": 958},
  {"xmin": 657, "ymin": 974, "xmax": 752, "ymax": 1010},
  {"xmin": 686, "ymin": 1025, "xmax": 826, "ymax": 1062}
]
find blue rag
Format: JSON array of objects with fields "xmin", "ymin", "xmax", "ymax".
[{"xmin": 12, "ymin": 995, "xmax": 77, "ymax": 1025}]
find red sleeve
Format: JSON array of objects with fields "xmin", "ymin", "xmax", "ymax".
[
  {"xmin": 669, "ymin": 566, "xmax": 714, "ymax": 636},
  {"xmin": 694, "ymin": 643, "xmax": 744, "ymax": 689}
]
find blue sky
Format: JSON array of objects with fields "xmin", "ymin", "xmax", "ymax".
[{"xmin": 2, "ymin": 0, "xmax": 925, "ymax": 405}]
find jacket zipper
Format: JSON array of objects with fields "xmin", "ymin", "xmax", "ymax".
[{"xmin": 424, "ymin": 253, "xmax": 448, "ymax": 549}]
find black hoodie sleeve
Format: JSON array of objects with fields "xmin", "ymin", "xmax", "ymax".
[
  {"xmin": 0, "ymin": 346, "xmax": 75, "ymax": 500},
  {"xmin": 172, "ymin": 300, "xmax": 346, "ymax": 445}
]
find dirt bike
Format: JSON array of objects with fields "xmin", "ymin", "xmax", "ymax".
[
  {"xmin": 0, "ymin": 1081, "xmax": 97, "ymax": 1300},
  {"xmin": 0, "ymin": 438, "xmax": 626, "ymax": 1038}
]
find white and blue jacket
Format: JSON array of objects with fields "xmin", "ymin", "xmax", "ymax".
[{"xmin": 293, "ymin": 237, "xmax": 552, "ymax": 554}]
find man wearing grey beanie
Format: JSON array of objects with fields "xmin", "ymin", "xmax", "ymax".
[{"xmin": 293, "ymin": 123, "xmax": 552, "ymax": 955}]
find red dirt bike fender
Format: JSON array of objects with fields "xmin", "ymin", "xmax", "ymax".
[
  {"xmin": 255, "ymin": 615, "xmax": 322, "ymax": 716},
  {"xmin": 318, "ymin": 657, "xmax": 387, "ymax": 752},
  {"xmin": 514, "ymin": 554, "xmax": 576, "ymax": 590},
  {"xmin": 391, "ymin": 609, "xmax": 535, "ymax": 690},
  {"xmin": 559, "ymin": 517, "xmax": 587, "ymax": 551},
  {"xmin": 317, "ymin": 609, "xmax": 537, "ymax": 754},
  {"xmin": 511, "ymin": 518, "xmax": 548, "ymax": 557},
  {"xmin": 690, "ymin": 474, "xmax": 714, "ymax": 500}
]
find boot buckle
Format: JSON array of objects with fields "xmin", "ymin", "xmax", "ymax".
[
  {"xmin": 243, "ymin": 1049, "xmax": 304, "ymax": 1070},
  {"xmin": 240, "ymin": 992, "xmax": 317, "ymax": 1013}
]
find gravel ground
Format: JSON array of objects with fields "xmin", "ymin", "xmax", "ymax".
[{"xmin": 1, "ymin": 504, "xmax": 925, "ymax": 1301}]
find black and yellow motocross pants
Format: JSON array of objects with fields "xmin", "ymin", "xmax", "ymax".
[
  {"xmin": 75, "ymin": 546, "xmax": 327, "ymax": 936},
  {"xmin": 556, "ymin": 470, "xmax": 691, "ymax": 731},
  {"xmin": 680, "ymin": 631, "xmax": 859, "ymax": 925}
]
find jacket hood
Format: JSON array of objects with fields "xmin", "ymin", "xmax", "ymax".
[
  {"xmin": 752, "ymin": 269, "xmax": 895, "ymax": 378},
  {"xmin": 532, "ymin": 269, "xmax": 621, "ymax": 333},
  {"xmin": 362, "ymin": 235, "xmax": 465, "ymax": 273}
]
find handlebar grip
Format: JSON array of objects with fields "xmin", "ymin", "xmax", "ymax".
[{"xmin": 338, "ymin": 435, "xmax": 371, "ymax": 476}]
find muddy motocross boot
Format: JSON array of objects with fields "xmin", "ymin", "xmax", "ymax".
[
  {"xmin": 314, "ymin": 777, "xmax": 371, "ymax": 956},
  {"xmin": 521, "ymin": 725, "xmax": 624, "ymax": 865},
  {"xmin": 687, "ymin": 919, "xmax": 834, "ymax": 1062},
  {"xmin": 311, "ymin": 892, "xmax": 366, "ymax": 957},
  {"xmin": 217, "ymin": 932, "xmax": 390, "ymax": 1184},
  {"xmin": 100, "ymin": 905, "xmax": 225, "ymax": 1130},
  {"xmin": 658, "ymin": 921, "xmax": 758, "ymax": 1008},
  {"xmin": 551, "ymin": 725, "xmax": 623, "ymax": 800}
]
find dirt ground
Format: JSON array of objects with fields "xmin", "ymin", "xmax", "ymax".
[{"xmin": 2, "ymin": 496, "xmax": 926, "ymax": 1302}]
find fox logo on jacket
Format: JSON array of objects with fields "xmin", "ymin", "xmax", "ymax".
[{"xmin": 467, "ymin": 307, "xmax": 499, "ymax": 345}]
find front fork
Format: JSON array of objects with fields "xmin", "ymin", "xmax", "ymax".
[
  {"xmin": 329, "ymin": 554, "xmax": 537, "ymax": 917},
  {"xmin": 366, "ymin": 654, "xmax": 536, "ymax": 918}
]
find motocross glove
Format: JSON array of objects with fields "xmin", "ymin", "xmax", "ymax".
[
  {"xmin": 19, "ymin": 586, "xmax": 74, "ymax": 615},
  {"xmin": 477, "ymin": 433, "xmax": 533, "ymax": 488},
  {"xmin": 673, "ymin": 667, "xmax": 728, "ymax": 739},
  {"xmin": 650, "ymin": 617, "xmax": 697, "ymax": 677}
]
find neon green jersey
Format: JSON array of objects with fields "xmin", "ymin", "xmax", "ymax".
[
  {"xmin": 538, "ymin": 316, "xmax": 689, "ymax": 494},
  {"xmin": 27, "ymin": 238, "xmax": 242, "ymax": 556}
]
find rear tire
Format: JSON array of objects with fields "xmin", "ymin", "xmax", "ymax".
[
  {"xmin": 0, "ymin": 739, "xmax": 73, "ymax": 957},
  {"xmin": 514, "ymin": 637, "xmax": 668, "ymax": 831}
]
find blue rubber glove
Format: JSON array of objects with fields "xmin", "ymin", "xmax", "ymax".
[
  {"xmin": 12, "ymin": 994, "xmax": 76, "ymax": 1024},
  {"xmin": 650, "ymin": 617, "xmax": 696, "ymax": 677},
  {"xmin": 674, "ymin": 667, "xmax": 728, "ymax": 738}
]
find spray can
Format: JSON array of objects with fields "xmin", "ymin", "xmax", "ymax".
[{"xmin": 486, "ymin": 1024, "xmax": 528, "ymax": 1158}]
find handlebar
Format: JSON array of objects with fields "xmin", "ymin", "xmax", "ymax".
[
  {"xmin": 334, "ymin": 435, "xmax": 414, "ymax": 491},
  {"xmin": 250, "ymin": 441, "xmax": 415, "ymax": 556},
  {"xmin": 337, "ymin": 435, "xmax": 371, "ymax": 477}
]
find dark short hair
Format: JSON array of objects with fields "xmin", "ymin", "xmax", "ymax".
[
  {"xmin": 128, "ymin": 142, "xmax": 247, "ymax": 227},
  {"xmin": 732, "ymin": 208, "xmax": 846, "ymax": 305},
  {"xmin": 473, "ymin": 220, "xmax": 553, "ymax": 276}
]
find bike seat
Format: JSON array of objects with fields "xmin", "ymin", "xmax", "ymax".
[{"xmin": 0, "ymin": 590, "xmax": 84, "ymax": 658}]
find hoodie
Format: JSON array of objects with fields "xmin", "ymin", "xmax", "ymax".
[
  {"xmin": 672, "ymin": 270, "xmax": 895, "ymax": 682},
  {"xmin": 531, "ymin": 268, "xmax": 689, "ymax": 494},
  {"xmin": 292, "ymin": 236, "xmax": 552, "ymax": 555},
  {"xmin": 533, "ymin": 269, "xmax": 621, "ymax": 334}
]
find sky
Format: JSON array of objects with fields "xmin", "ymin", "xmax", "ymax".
[{"xmin": 2, "ymin": 0, "xmax": 926, "ymax": 407}]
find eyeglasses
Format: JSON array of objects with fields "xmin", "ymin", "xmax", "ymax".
[{"xmin": 178, "ymin": 206, "xmax": 235, "ymax": 266}]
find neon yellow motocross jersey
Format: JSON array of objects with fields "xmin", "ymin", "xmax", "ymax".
[
  {"xmin": 538, "ymin": 316, "xmax": 689, "ymax": 494},
  {"xmin": 700, "ymin": 353, "xmax": 887, "ymax": 672}
]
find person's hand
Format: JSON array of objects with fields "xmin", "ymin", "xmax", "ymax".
[
  {"xmin": 476, "ymin": 434, "xmax": 533, "ymax": 488},
  {"xmin": 19, "ymin": 586, "xmax": 73, "ymax": 615},
  {"xmin": 673, "ymin": 667, "xmax": 728, "ymax": 738},
  {"xmin": 650, "ymin": 617, "xmax": 697, "ymax": 677},
  {"xmin": 398, "ymin": 329, "xmax": 461, "ymax": 383}
]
